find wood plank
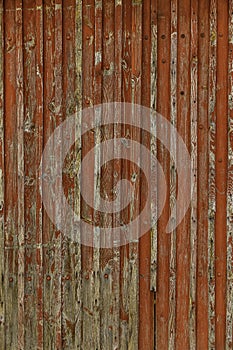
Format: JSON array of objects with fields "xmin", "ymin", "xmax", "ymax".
[
  {"xmin": 208, "ymin": 1, "xmax": 217, "ymax": 347},
  {"xmin": 215, "ymin": 1, "xmax": 228, "ymax": 348},
  {"xmin": 169, "ymin": 1, "xmax": 177, "ymax": 348},
  {"xmin": 81, "ymin": 0, "xmax": 95, "ymax": 347},
  {"xmin": 156, "ymin": 0, "xmax": 171, "ymax": 348},
  {"xmin": 189, "ymin": 0, "xmax": 198, "ymax": 348},
  {"xmin": 23, "ymin": 1, "xmax": 44, "ymax": 348},
  {"xmin": 74, "ymin": 0, "xmax": 82, "ymax": 348},
  {"xmin": 34, "ymin": 1, "xmax": 44, "ymax": 348},
  {"xmin": 139, "ymin": 0, "xmax": 153, "ymax": 348},
  {"xmin": 150, "ymin": 0, "xmax": 157, "ymax": 297},
  {"xmin": 120, "ymin": 0, "xmax": 132, "ymax": 347},
  {"xmin": 4, "ymin": 3, "xmax": 19, "ymax": 348},
  {"xmin": 15, "ymin": 3, "xmax": 25, "ymax": 348},
  {"xmin": 112, "ymin": 0, "xmax": 122, "ymax": 348},
  {"xmin": 61, "ymin": 1, "xmax": 79, "ymax": 348},
  {"xmin": 227, "ymin": 2, "xmax": 233, "ymax": 349},
  {"xmin": 42, "ymin": 1, "xmax": 62, "ymax": 348},
  {"xmin": 127, "ymin": 0, "xmax": 142, "ymax": 348},
  {"xmin": 100, "ymin": 0, "xmax": 115, "ymax": 347},
  {"xmin": 196, "ymin": 1, "xmax": 209, "ymax": 348},
  {"xmin": 175, "ymin": 0, "xmax": 191, "ymax": 347},
  {"xmin": 92, "ymin": 0, "xmax": 102, "ymax": 347}
]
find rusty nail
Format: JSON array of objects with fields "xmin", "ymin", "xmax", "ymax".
[
  {"xmin": 161, "ymin": 34, "xmax": 166, "ymax": 39},
  {"xmin": 162, "ymin": 59, "xmax": 166, "ymax": 63},
  {"xmin": 126, "ymin": 34, "xmax": 130, "ymax": 39},
  {"xmin": 104, "ymin": 273, "xmax": 108, "ymax": 279},
  {"xmin": 85, "ymin": 274, "xmax": 89, "ymax": 280},
  {"xmin": 66, "ymin": 275, "xmax": 70, "ymax": 280},
  {"xmin": 27, "ymin": 276, "xmax": 32, "ymax": 281},
  {"xmin": 9, "ymin": 277, "xmax": 13, "ymax": 282},
  {"xmin": 66, "ymin": 34, "xmax": 71, "ymax": 40},
  {"xmin": 86, "ymin": 35, "xmax": 90, "ymax": 40},
  {"xmin": 105, "ymin": 34, "xmax": 109, "ymax": 39},
  {"xmin": 217, "ymin": 272, "xmax": 221, "ymax": 277},
  {"xmin": 28, "ymin": 36, "xmax": 32, "ymax": 41},
  {"xmin": 46, "ymin": 275, "xmax": 51, "ymax": 281},
  {"xmin": 85, "ymin": 99, "xmax": 90, "ymax": 105},
  {"xmin": 181, "ymin": 34, "xmax": 185, "ymax": 38},
  {"xmin": 8, "ymin": 37, "xmax": 12, "ymax": 42},
  {"xmin": 106, "ymin": 64, "xmax": 110, "ymax": 70},
  {"xmin": 47, "ymin": 35, "xmax": 51, "ymax": 41}
]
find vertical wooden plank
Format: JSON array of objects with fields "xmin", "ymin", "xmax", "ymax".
[
  {"xmin": 100, "ymin": 0, "xmax": 115, "ymax": 347},
  {"xmin": 81, "ymin": 0, "xmax": 95, "ymax": 346},
  {"xmin": 140, "ymin": 0, "xmax": 153, "ymax": 348},
  {"xmin": 34, "ymin": 1, "xmax": 44, "ymax": 348},
  {"xmin": 128, "ymin": 0, "xmax": 142, "ymax": 348},
  {"xmin": 112, "ymin": 0, "xmax": 122, "ymax": 347},
  {"xmin": 150, "ymin": 0, "xmax": 157, "ymax": 296},
  {"xmin": 189, "ymin": 0, "xmax": 198, "ymax": 348},
  {"xmin": 54, "ymin": 1, "xmax": 63, "ymax": 348},
  {"xmin": 15, "ymin": 3, "xmax": 25, "ymax": 347},
  {"xmin": 156, "ymin": 1, "xmax": 171, "ymax": 348},
  {"xmin": 0, "ymin": 0, "xmax": 4, "ymax": 347},
  {"xmin": 23, "ymin": 1, "xmax": 44, "ymax": 348},
  {"xmin": 22, "ymin": 2, "xmax": 36, "ymax": 347},
  {"xmin": 196, "ymin": 1, "xmax": 210, "ymax": 348},
  {"xmin": 74, "ymin": 0, "xmax": 82, "ymax": 348},
  {"xmin": 120, "ymin": 0, "xmax": 132, "ymax": 347},
  {"xmin": 4, "ymin": 3, "xmax": 18, "ymax": 348},
  {"xmin": 42, "ymin": 1, "xmax": 56, "ymax": 347},
  {"xmin": 175, "ymin": 0, "xmax": 191, "ymax": 348},
  {"xmin": 208, "ymin": 1, "xmax": 217, "ymax": 347},
  {"xmin": 42, "ymin": 1, "xmax": 62, "ymax": 348},
  {"xmin": 227, "ymin": 2, "xmax": 233, "ymax": 349},
  {"xmin": 168, "ymin": 1, "xmax": 177, "ymax": 348},
  {"xmin": 215, "ymin": 1, "xmax": 228, "ymax": 348},
  {"xmin": 92, "ymin": 0, "xmax": 102, "ymax": 347},
  {"xmin": 61, "ymin": 1, "xmax": 79, "ymax": 348}
]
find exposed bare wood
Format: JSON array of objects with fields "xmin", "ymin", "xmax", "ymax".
[
  {"xmin": 208, "ymin": 1, "xmax": 217, "ymax": 348},
  {"xmin": 0, "ymin": 1, "xmax": 232, "ymax": 349}
]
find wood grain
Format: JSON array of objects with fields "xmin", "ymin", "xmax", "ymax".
[{"xmin": 0, "ymin": 1, "xmax": 232, "ymax": 349}]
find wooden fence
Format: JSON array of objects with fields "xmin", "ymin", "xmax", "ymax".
[{"xmin": 0, "ymin": 0, "xmax": 232, "ymax": 349}]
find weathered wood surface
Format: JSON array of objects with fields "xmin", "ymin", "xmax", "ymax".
[{"xmin": 0, "ymin": 1, "xmax": 232, "ymax": 349}]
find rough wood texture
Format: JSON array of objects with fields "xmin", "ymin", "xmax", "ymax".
[
  {"xmin": 175, "ymin": 0, "xmax": 191, "ymax": 347},
  {"xmin": 189, "ymin": 0, "xmax": 198, "ymax": 348},
  {"xmin": 196, "ymin": 1, "xmax": 209, "ymax": 348},
  {"xmin": 227, "ymin": 3, "xmax": 233, "ymax": 350},
  {"xmin": 156, "ymin": 1, "xmax": 171, "ymax": 349},
  {"xmin": 0, "ymin": 1, "xmax": 232, "ymax": 349},
  {"xmin": 208, "ymin": 1, "xmax": 217, "ymax": 348}
]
